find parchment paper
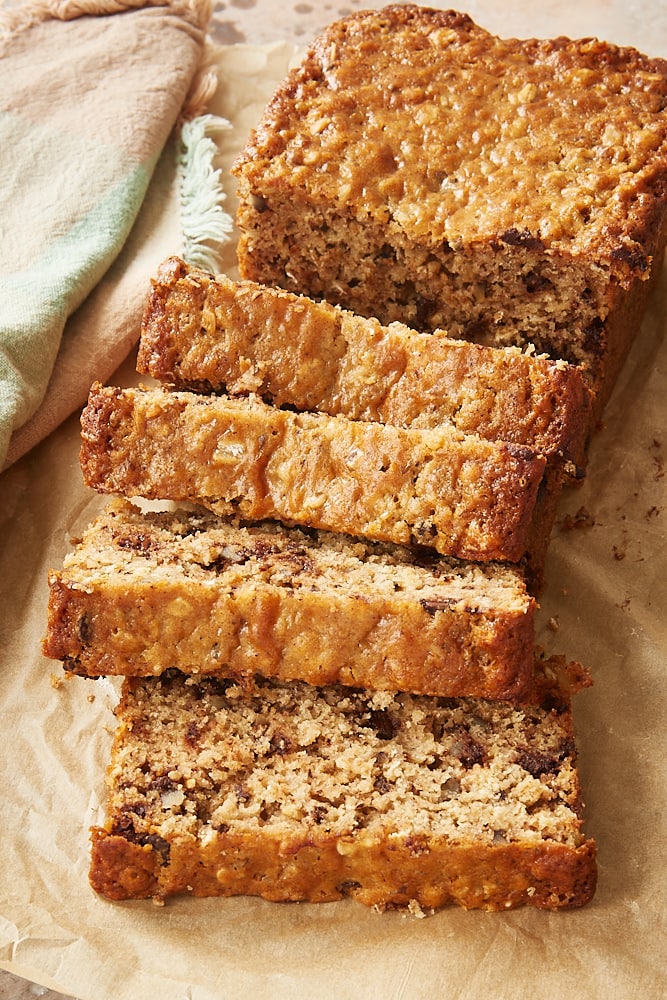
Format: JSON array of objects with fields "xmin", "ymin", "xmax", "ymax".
[{"xmin": 1, "ymin": 33, "xmax": 666, "ymax": 1000}]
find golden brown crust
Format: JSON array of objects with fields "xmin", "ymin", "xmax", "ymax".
[
  {"xmin": 232, "ymin": 5, "xmax": 667, "ymax": 410},
  {"xmin": 43, "ymin": 499, "xmax": 537, "ymax": 701},
  {"xmin": 90, "ymin": 825, "xmax": 597, "ymax": 910},
  {"xmin": 138, "ymin": 256, "xmax": 592, "ymax": 464},
  {"xmin": 79, "ymin": 383, "xmax": 549, "ymax": 563},
  {"xmin": 233, "ymin": 4, "xmax": 667, "ymax": 272},
  {"xmin": 89, "ymin": 829, "xmax": 161, "ymax": 901},
  {"xmin": 88, "ymin": 671, "xmax": 597, "ymax": 910}
]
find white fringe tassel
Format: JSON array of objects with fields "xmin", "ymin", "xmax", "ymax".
[{"xmin": 179, "ymin": 113, "xmax": 234, "ymax": 273}]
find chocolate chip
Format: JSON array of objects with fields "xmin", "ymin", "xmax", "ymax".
[
  {"xmin": 76, "ymin": 613, "xmax": 92, "ymax": 644},
  {"xmin": 269, "ymin": 732, "xmax": 293, "ymax": 755},
  {"xmin": 235, "ymin": 784, "xmax": 251, "ymax": 805},
  {"xmin": 610, "ymin": 242, "xmax": 647, "ymax": 272},
  {"xmin": 117, "ymin": 532, "xmax": 154, "ymax": 554},
  {"xmin": 149, "ymin": 775, "xmax": 178, "ymax": 792},
  {"xmin": 368, "ymin": 709, "xmax": 399, "ymax": 740},
  {"xmin": 498, "ymin": 227, "xmax": 544, "ymax": 250},
  {"xmin": 142, "ymin": 833, "xmax": 171, "ymax": 863},
  {"xmin": 420, "ymin": 597, "xmax": 454, "ymax": 615},
  {"xmin": 311, "ymin": 805, "xmax": 328, "ymax": 824},
  {"xmin": 373, "ymin": 773, "xmax": 392, "ymax": 794},
  {"xmin": 451, "ymin": 732, "xmax": 486, "ymax": 769},
  {"xmin": 516, "ymin": 736, "xmax": 575, "ymax": 776},
  {"xmin": 516, "ymin": 749, "xmax": 559, "ymax": 777},
  {"xmin": 112, "ymin": 806, "xmax": 171, "ymax": 864},
  {"xmin": 583, "ymin": 317, "xmax": 604, "ymax": 352},
  {"xmin": 185, "ymin": 721, "xmax": 202, "ymax": 747},
  {"xmin": 113, "ymin": 802, "xmax": 146, "ymax": 831}
]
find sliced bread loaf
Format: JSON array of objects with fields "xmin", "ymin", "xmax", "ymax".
[
  {"xmin": 89, "ymin": 665, "xmax": 596, "ymax": 910},
  {"xmin": 232, "ymin": 6, "xmax": 667, "ymax": 421},
  {"xmin": 79, "ymin": 383, "xmax": 549, "ymax": 564},
  {"xmin": 43, "ymin": 498, "xmax": 537, "ymax": 701},
  {"xmin": 138, "ymin": 256, "xmax": 591, "ymax": 465}
]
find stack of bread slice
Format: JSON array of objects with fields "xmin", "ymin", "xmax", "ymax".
[
  {"xmin": 44, "ymin": 257, "xmax": 598, "ymax": 911},
  {"xmin": 43, "ymin": 3, "xmax": 667, "ymax": 912}
]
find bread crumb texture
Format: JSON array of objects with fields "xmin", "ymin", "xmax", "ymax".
[{"xmin": 89, "ymin": 671, "xmax": 597, "ymax": 910}]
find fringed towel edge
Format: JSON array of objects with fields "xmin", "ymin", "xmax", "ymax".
[{"xmin": 178, "ymin": 113, "xmax": 234, "ymax": 273}]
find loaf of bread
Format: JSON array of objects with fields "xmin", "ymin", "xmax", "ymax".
[
  {"xmin": 232, "ymin": 5, "xmax": 667, "ymax": 421},
  {"xmin": 89, "ymin": 665, "xmax": 596, "ymax": 910},
  {"xmin": 79, "ymin": 383, "xmax": 550, "ymax": 564},
  {"xmin": 138, "ymin": 256, "xmax": 591, "ymax": 465},
  {"xmin": 43, "ymin": 498, "xmax": 539, "ymax": 701}
]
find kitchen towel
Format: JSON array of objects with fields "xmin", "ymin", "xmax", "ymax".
[{"xmin": 0, "ymin": 0, "xmax": 232, "ymax": 470}]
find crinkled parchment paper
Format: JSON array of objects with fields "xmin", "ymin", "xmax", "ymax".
[{"xmin": 1, "ymin": 31, "xmax": 666, "ymax": 1000}]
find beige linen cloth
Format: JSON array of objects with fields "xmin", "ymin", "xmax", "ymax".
[{"xmin": 0, "ymin": 0, "xmax": 232, "ymax": 470}]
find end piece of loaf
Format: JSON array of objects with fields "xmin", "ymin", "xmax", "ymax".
[
  {"xmin": 232, "ymin": 6, "xmax": 667, "ymax": 419},
  {"xmin": 43, "ymin": 498, "xmax": 538, "ymax": 701},
  {"xmin": 89, "ymin": 668, "xmax": 597, "ymax": 910},
  {"xmin": 138, "ymin": 256, "xmax": 591, "ymax": 465},
  {"xmin": 79, "ymin": 383, "xmax": 549, "ymax": 564}
]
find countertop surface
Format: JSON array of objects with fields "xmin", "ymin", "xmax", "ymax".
[{"xmin": 3, "ymin": 1, "xmax": 665, "ymax": 998}]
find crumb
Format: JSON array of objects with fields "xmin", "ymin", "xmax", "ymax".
[
  {"xmin": 612, "ymin": 542, "xmax": 627, "ymax": 561},
  {"xmin": 407, "ymin": 899, "xmax": 429, "ymax": 918},
  {"xmin": 560, "ymin": 506, "xmax": 595, "ymax": 531},
  {"xmin": 547, "ymin": 616, "xmax": 560, "ymax": 632},
  {"xmin": 649, "ymin": 439, "xmax": 664, "ymax": 480},
  {"xmin": 87, "ymin": 693, "xmax": 96, "ymax": 704},
  {"xmin": 50, "ymin": 672, "xmax": 65, "ymax": 690}
]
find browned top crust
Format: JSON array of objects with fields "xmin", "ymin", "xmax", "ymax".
[
  {"xmin": 79, "ymin": 382, "xmax": 548, "ymax": 563},
  {"xmin": 232, "ymin": 4, "xmax": 667, "ymax": 281}
]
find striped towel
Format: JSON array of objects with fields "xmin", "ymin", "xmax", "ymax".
[{"xmin": 0, "ymin": 0, "xmax": 232, "ymax": 469}]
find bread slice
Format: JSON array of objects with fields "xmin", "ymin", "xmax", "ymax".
[
  {"xmin": 79, "ymin": 383, "xmax": 549, "ymax": 564},
  {"xmin": 138, "ymin": 256, "xmax": 591, "ymax": 466},
  {"xmin": 232, "ymin": 6, "xmax": 667, "ymax": 422},
  {"xmin": 43, "ymin": 498, "xmax": 539, "ymax": 701},
  {"xmin": 89, "ymin": 665, "xmax": 596, "ymax": 910}
]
